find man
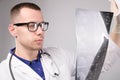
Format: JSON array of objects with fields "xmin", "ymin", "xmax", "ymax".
[{"xmin": 0, "ymin": 2, "xmax": 75, "ymax": 80}]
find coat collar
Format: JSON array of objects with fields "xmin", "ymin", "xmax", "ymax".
[
  {"xmin": 7, "ymin": 53, "xmax": 43, "ymax": 80},
  {"xmin": 7, "ymin": 48, "xmax": 60, "ymax": 80}
]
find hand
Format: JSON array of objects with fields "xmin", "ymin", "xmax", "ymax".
[
  {"xmin": 110, "ymin": 0, "xmax": 119, "ymax": 16},
  {"xmin": 109, "ymin": 0, "xmax": 120, "ymax": 48},
  {"xmin": 109, "ymin": 0, "xmax": 120, "ymax": 23}
]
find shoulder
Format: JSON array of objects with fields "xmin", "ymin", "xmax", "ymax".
[
  {"xmin": 0, "ymin": 59, "xmax": 8, "ymax": 67},
  {"xmin": 0, "ymin": 58, "xmax": 9, "ymax": 71},
  {"xmin": 43, "ymin": 47, "xmax": 76, "ymax": 68},
  {"xmin": 43, "ymin": 47, "xmax": 70, "ymax": 58},
  {"xmin": 43, "ymin": 47, "xmax": 76, "ymax": 78},
  {"xmin": 0, "ymin": 59, "xmax": 10, "ymax": 77},
  {"xmin": 0, "ymin": 59, "xmax": 12, "ymax": 80},
  {"xmin": 42, "ymin": 47, "xmax": 68, "ymax": 67},
  {"xmin": 0, "ymin": 53, "xmax": 12, "ymax": 72},
  {"xmin": 43, "ymin": 47, "xmax": 65, "ymax": 55},
  {"xmin": 43, "ymin": 47, "xmax": 76, "ymax": 61},
  {"xmin": 43, "ymin": 47, "xmax": 64, "ymax": 53}
]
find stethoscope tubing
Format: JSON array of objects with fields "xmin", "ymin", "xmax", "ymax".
[
  {"xmin": 9, "ymin": 49, "xmax": 60, "ymax": 80},
  {"xmin": 9, "ymin": 53, "xmax": 15, "ymax": 80}
]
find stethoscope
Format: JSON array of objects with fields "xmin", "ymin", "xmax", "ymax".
[{"xmin": 9, "ymin": 49, "xmax": 60, "ymax": 80}]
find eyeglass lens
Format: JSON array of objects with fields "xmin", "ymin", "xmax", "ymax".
[{"xmin": 28, "ymin": 22, "xmax": 48, "ymax": 32}]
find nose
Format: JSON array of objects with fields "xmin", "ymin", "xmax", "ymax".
[{"xmin": 36, "ymin": 26, "xmax": 44, "ymax": 35}]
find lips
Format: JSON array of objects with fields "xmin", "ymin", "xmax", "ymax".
[{"xmin": 35, "ymin": 39, "xmax": 43, "ymax": 43}]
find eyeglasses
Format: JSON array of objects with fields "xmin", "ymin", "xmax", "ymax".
[{"xmin": 13, "ymin": 22, "xmax": 49, "ymax": 32}]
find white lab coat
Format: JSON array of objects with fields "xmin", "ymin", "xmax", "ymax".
[{"xmin": 0, "ymin": 47, "xmax": 75, "ymax": 80}]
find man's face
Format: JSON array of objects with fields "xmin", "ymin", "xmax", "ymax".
[{"xmin": 11, "ymin": 7, "xmax": 45, "ymax": 50}]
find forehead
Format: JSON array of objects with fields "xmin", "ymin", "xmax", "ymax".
[{"xmin": 13, "ymin": 7, "xmax": 43, "ymax": 23}]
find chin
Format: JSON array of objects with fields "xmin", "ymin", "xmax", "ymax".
[
  {"xmin": 36, "ymin": 46, "xmax": 43, "ymax": 50},
  {"xmin": 32, "ymin": 44, "xmax": 43, "ymax": 50}
]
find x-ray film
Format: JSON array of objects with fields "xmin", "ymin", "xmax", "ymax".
[{"xmin": 75, "ymin": 9, "xmax": 113, "ymax": 80}]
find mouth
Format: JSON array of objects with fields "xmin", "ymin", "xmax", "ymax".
[{"xmin": 35, "ymin": 39, "xmax": 43, "ymax": 44}]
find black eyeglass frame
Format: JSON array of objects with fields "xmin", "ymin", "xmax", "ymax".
[{"xmin": 13, "ymin": 22, "xmax": 49, "ymax": 32}]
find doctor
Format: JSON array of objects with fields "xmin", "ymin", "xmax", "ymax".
[{"xmin": 0, "ymin": 2, "xmax": 75, "ymax": 80}]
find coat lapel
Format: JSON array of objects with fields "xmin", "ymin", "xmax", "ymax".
[
  {"xmin": 41, "ymin": 53, "xmax": 60, "ymax": 80},
  {"xmin": 7, "ymin": 53, "xmax": 43, "ymax": 80}
]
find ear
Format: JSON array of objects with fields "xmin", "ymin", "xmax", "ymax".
[{"xmin": 8, "ymin": 24, "xmax": 17, "ymax": 37}]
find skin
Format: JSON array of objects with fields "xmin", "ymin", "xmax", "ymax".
[
  {"xmin": 8, "ymin": 7, "xmax": 44, "ymax": 61},
  {"xmin": 110, "ymin": 0, "xmax": 118, "ymax": 15},
  {"xmin": 110, "ymin": 0, "xmax": 120, "ymax": 47}
]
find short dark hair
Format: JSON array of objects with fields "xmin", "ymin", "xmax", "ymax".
[{"xmin": 10, "ymin": 2, "xmax": 41, "ymax": 20}]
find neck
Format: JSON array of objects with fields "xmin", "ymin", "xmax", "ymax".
[{"xmin": 15, "ymin": 47, "xmax": 39, "ymax": 61}]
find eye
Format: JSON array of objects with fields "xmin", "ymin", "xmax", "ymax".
[{"xmin": 28, "ymin": 23, "xmax": 37, "ymax": 31}]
